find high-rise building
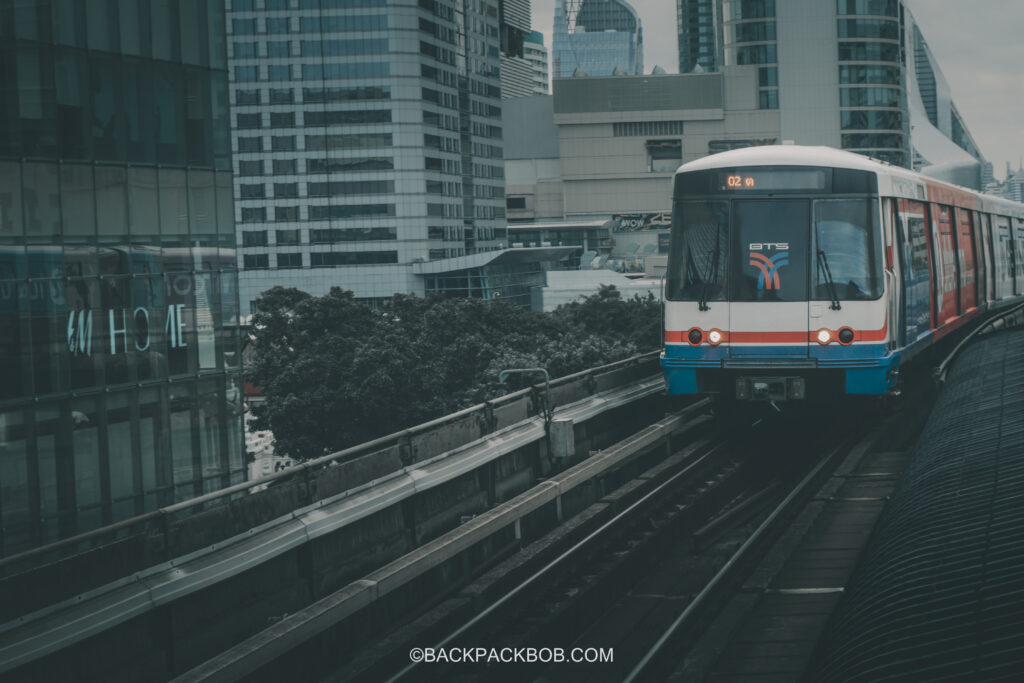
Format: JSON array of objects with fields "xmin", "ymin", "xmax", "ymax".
[
  {"xmin": 0, "ymin": 0, "xmax": 245, "ymax": 556},
  {"xmin": 678, "ymin": 0, "xmax": 723, "ymax": 73},
  {"xmin": 553, "ymin": 0, "xmax": 644, "ymax": 78},
  {"xmin": 713, "ymin": 0, "xmax": 987, "ymax": 181},
  {"xmin": 227, "ymin": 0, "xmax": 509, "ymax": 315},
  {"xmin": 524, "ymin": 30, "xmax": 550, "ymax": 95},
  {"xmin": 500, "ymin": 0, "xmax": 537, "ymax": 100}
]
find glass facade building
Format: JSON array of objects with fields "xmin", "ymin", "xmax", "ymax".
[
  {"xmin": 723, "ymin": 0, "xmax": 779, "ymax": 109},
  {"xmin": 678, "ymin": 0, "xmax": 722, "ymax": 73},
  {"xmin": 0, "ymin": 0, "xmax": 245, "ymax": 557},
  {"xmin": 228, "ymin": 0, "xmax": 508, "ymax": 315},
  {"xmin": 553, "ymin": 0, "xmax": 644, "ymax": 78},
  {"xmin": 835, "ymin": 0, "xmax": 909, "ymax": 167}
]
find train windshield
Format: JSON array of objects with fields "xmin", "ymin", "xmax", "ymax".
[
  {"xmin": 812, "ymin": 199, "xmax": 882, "ymax": 300},
  {"xmin": 667, "ymin": 194, "xmax": 882, "ymax": 303},
  {"xmin": 665, "ymin": 201, "xmax": 729, "ymax": 302}
]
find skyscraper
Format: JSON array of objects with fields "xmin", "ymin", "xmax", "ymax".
[
  {"xmin": 500, "ymin": 0, "xmax": 538, "ymax": 99},
  {"xmin": 524, "ymin": 30, "xmax": 550, "ymax": 95},
  {"xmin": 227, "ymin": 0, "xmax": 509, "ymax": 315},
  {"xmin": 712, "ymin": 0, "xmax": 985, "ymax": 178},
  {"xmin": 553, "ymin": 0, "xmax": 644, "ymax": 78},
  {"xmin": 678, "ymin": 0, "xmax": 723, "ymax": 73},
  {"xmin": 0, "ymin": 0, "xmax": 245, "ymax": 556}
]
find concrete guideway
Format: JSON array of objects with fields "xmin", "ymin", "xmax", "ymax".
[{"xmin": 0, "ymin": 361, "xmax": 673, "ymax": 678}]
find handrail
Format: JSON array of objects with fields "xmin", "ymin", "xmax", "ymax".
[
  {"xmin": 934, "ymin": 301, "xmax": 1024, "ymax": 385},
  {"xmin": 0, "ymin": 351, "xmax": 660, "ymax": 573}
]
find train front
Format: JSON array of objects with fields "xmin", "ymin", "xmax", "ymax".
[{"xmin": 661, "ymin": 156, "xmax": 897, "ymax": 404}]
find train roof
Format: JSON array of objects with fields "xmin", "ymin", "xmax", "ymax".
[
  {"xmin": 675, "ymin": 145, "xmax": 1024, "ymax": 218},
  {"xmin": 675, "ymin": 144, "xmax": 894, "ymax": 175}
]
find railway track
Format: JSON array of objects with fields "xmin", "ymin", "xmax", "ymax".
[
  {"xmin": 350, "ymin": 396, "xmax": 930, "ymax": 683},
  {"xmin": 324, "ymin": 405, "xmax": 862, "ymax": 683},
  {"xmin": 176, "ymin": 389, "xmax": 933, "ymax": 683}
]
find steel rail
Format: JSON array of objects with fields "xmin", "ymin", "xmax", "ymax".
[
  {"xmin": 623, "ymin": 421, "xmax": 882, "ymax": 683},
  {"xmin": 386, "ymin": 430, "xmax": 724, "ymax": 683}
]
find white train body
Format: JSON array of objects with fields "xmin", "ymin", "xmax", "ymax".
[{"xmin": 661, "ymin": 145, "xmax": 1024, "ymax": 401}]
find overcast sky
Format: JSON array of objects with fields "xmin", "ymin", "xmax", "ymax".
[{"xmin": 531, "ymin": 0, "xmax": 1022, "ymax": 181}]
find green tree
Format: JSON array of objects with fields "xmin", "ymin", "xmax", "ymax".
[{"xmin": 246, "ymin": 285, "xmax": 661, "ymax": 459}]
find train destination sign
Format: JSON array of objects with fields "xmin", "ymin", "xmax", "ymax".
[{"xmin": 715, "ymin": 169, "xmax": 827, "ymax": 192}]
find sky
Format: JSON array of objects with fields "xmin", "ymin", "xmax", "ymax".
[{"xmin": 530, "ymin": 0, "xmax": 1023, "ymax": 181}]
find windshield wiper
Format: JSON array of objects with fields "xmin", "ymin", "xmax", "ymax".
[
  {"xmin": 698, "ymin": 230, "xmax": 720, "ymax": 312},
  {"xmin": 817, "ymin": 250, "xmax": 842, "ymax": 311}
]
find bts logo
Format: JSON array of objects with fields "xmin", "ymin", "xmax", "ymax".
[{"xmin": 749, "ymin": 248, "xmax": 790, "ymax": 290}]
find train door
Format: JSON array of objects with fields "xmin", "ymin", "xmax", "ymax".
[
  {"xmin": 993, "ymin": 215, "xmax": 1013, "ymax": 299},
  {"xmin": 898, "ymin": 199, "xmax": 933, "ymax": 343},
  {"xmin": 930, "ymin": 204, "xmax": 959, "ymax": 325},
  {"xmin": 978, "ymin": 212, "xmax": 995, "ymax": 306},
  {"xmin": 1011, "ymin": 218, "xmax": 1019, "ymax": 294},
  {"xmin": 728, "ymin": 199, "xmax": 810, "ymax": 357},
  {"xmin": 955, "ymin": 208, "xmax": 978, "ymax": 311}
]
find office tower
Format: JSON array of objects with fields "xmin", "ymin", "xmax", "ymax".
[
  {"xmin": 678, "ymin": 0, "xmax": 723, "ymax": 73},
  {"xmin": 524, "ymin": 31, "xmax": 550, "ymax": 95},
  {"xmin": 0, "ymin": 0, "xmax": 245, "ymax": 556},
  {"xmin": 227, "ymin": 0, "xmax": 509, "ymax": 315},
  {"xmin": 500, "ymin": 0, "xmax": 537, "ymax": 99},
  {"xmin": 553, "ymin": 0, "xmax": 644, "ymax": 78},
  {"xmin": 717, "ymin": 0, "xmax": 985, "ymax": 176}
]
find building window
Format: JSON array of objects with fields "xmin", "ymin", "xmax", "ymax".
[
  {"xmin": 268, "ymin": 64, "xmax": 291, "ymax": 81},
  {"xmin": 759, "ymin": 90, "xmax": 779, "ymax": 109},
  {"xmin": 838, "ymin": 41, "xmax": 900, "ymax": 63},
  {"xmin": 238, "ymin": 160, "xmax": 264, "ymax": 176},
  {"xmin": 277, "ymin": 253, "xmax": 303, "ymax": 269},
  {"xmin": 237, "ymin": 136, "xmax": 263, "ymax": 152},
  {"xmin": 236, "ymin": 113, "xmax": 261, "ymax": 129},
  {"xmin": 275, "ymin": 229, "xmax": 300, "ymax": 246},
  {"xmin": 506, "ymin": 197, "xmax": 527, "ymax": 209},
  {"xmin": 310, "ymin": 251, "xmax": 398, "ymax": 267},
  {"xmin": 242, "ymin": 231, "xmax": 268, "ymax": 247},
  {"xmin": 733, "ymin": 44, "xmax": 777, "ymax": 65},
  {"xmin": 233, "ymin": 41, "xmax": 257, "ymax": 58},
  {"xmin": 232, "ymin": 18, "xmax": 257, "ymax": 35},
  {"xmin": 269, "ymin": 88, "xmax": 293, "ymax": 104},
  {"xmin": 308, "ymin": 204, "xmax": 395, "ymax": 220},
  {"xmin": 266, "ymin": 17, "xmax": 291, "ymax": 34},
  {"xmin": 839, "ymin": 87, "xmax": 901, "ymax": 107},
  {"xmin": 243, "ymin": 254, "xmax": 269, "ymax": 269},
  {"xmin": 273, "ymin": 182, "xmax": 298, "ymax": 198},
  {"xmin": 241, "ymin": 207, "xmax": 266, "ymax": 222},
  {"xmin": 240, "ymin": 183, "xmax": 266, "ymax": 199},
  {"xmin": 271, "ymin": 136, "xmax": 296, "ymax": 152},
  {"xmin": 275, "ymin": 206, "xmax": 299, "ymax": 221},
  {"xmin": 306, "ymin": 157, "xmax": 393, "ymax": 173},
  {"xmin": 234, "ymin": 66, "xmax": 260, "ymax": 82},
  {"xmin": 837, "ymin": 0, "xmax": 898, "ymax": 18},
  {"xmin": 235, "ymin": 88, "xmax": 260, "ymax": 105},
  {"xmin": 272, "ymin": 159, "xmax": 297, "ymax": 174},
  {"xmin": 267, "ymin": 40, "xmax": 291, "ymax": 57},
  {"xmin": 647, "ymin": 139, "xmax": 682, "ymax": 172},
  {"xmin": 270, "ymin": 112, "xmax": 295, "ymax": 128}
]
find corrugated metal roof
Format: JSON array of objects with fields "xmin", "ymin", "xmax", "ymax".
[{"xmin": 811, "ymin": 329, "xmax": 1024, "ymax": 681}]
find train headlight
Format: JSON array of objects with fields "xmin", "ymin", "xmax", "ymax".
[
  {"xmin": 708, "ymin": 329, "xmax": 723, "ymax": 345},
  {"xmin": 687, "ymin": 328, "xmax": 703, "ymax": 346},
  {"xmin": 816, "ymin": 328, "xmax": 832, "ymax": 345},
  {"xmin": 838, "ymin": 327, "xmax": 855, "ymax": 345}
]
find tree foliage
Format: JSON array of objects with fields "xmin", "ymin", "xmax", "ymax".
[{"xmin": 247, "ymin": 285, "xmax": 661, "ymax": 460}]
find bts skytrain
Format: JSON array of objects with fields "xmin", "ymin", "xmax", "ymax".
[{"xmin": 661, "ymin": 145, "xmax": 1024, "ymax": 403}]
